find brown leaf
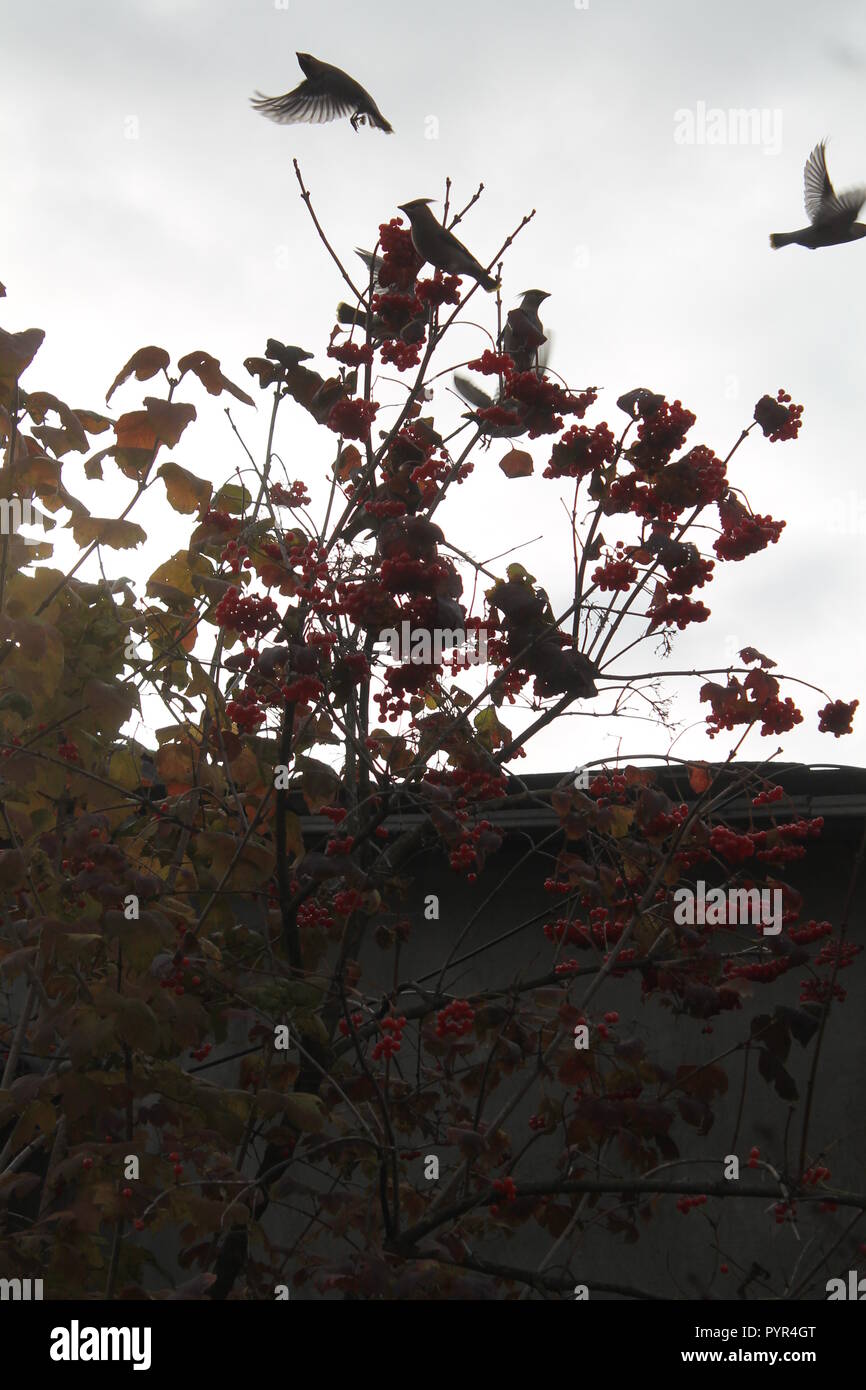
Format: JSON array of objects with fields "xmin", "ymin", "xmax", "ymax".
[
  {"xmin": 73, "ymin": 409, "xmax": 114, "ymax": 435},
  {"xmin": 70, "ymin": 516, "xmax": 147, "ymax": 550},
  {"xmin": 115, "ymin": 397, "xmax": 196, "ymax": 451},
  {"xmin": 244, "ymin": 356, "xmax": 283, "ymax": 388},
  {"xmin": 498, "ymin": 448, "xmax": 533, "ymax": 478},
  {"xmin": 178, "ymin": 350, "xmax": 254, "ymax": 406},
  {"xmin": 0, "ymin": 327, "xmax": 44, "ymax": 406},
  {"xmin": 157, "ymin": 461, "xmax": 212, "ymax": 515},
  {"xmin": 688, "ymin": 763, "xmax": 712, "ymax": 793},
  {"xmin": 336, "ymin": 444, "xmax": 362, "ymax": 481},
  {"xmin": 297, "ymin": 756, "xmax": 341, "ymax": 813},
  {"xmin": 106, "ymin": 346, "xmax": 170, "ymax": 404}
]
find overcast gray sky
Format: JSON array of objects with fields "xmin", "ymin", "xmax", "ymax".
[{"xmin": 2, "ymin": 0, "xmax": 865, "ymax": 772}]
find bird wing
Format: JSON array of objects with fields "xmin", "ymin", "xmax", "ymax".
[
  {"xmin": 803, "ymin": 142, "xmax": 837, "ymax": 222},
  {"xmin": 802, "ymin": 140, "xmax": 865, "ymax": 224},
  {"xmin": 453, "ymin": 375, "xmax": 494, "ymax": 410},
  {"xmin": 355, "ymin": 247, "xmax": 386, "ymax": 290},
  {"xmin": 250, "ymin": 82, "xmax": 354, "ymax": 126}
]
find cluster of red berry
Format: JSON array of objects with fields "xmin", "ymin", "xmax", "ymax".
[
  {"xmin": 676, "ymin": 1194, "xmax": 708, "ymax": 1214},
  {"xmin": 544, "ymin": 421, "xmax": 615, "ymax": 479},
  {"xmin": 489, "ymin": 1176, "xmax": 517, "ymax": 1214},
  {"xmin": 724, "ymin": 956, "xmax": 793, "ymax": 984},
  {"xmin": 325, "ymin": 836, "xmax": 355, "ymax": 857},
  {"xmin": 380, "ymin": 338, "xmax": 423, "ymax": 371},
  {"xmin": 664, "ymin": 555, "xmax": 715, "ymax": 595},
  {"xmin": 592, "ymin": 553, "xmax": 638, "ymax": 593},
  {"xmin": 435, "ymin": 999, "xmax": 475, "ymax": 1038},
  {"xmin": 225, "ymin": 686, "xmax": 266, "ymax": 732},
  {"xmin": 377, "ymin": 220, "xmax": 424, "ymax": 289},
  {"xmin": 333, "ymin": 889, "xmax": 364, "ymax": 916},
  {"xmin": 752, "ymin": 784, "xmax": 785, "ymax": 807},
  {"xmin": 644, "ymin": 803, "xmax": 689, "ymax": 837},
  {"xmin": 326, "ymin": 397, "xmax": 380, "ymax": 442},
  {"xmin": 788, "ymin": 918, "xmax": 832, "ymax": 944},
  {"xmin": 467, "ymin": 350, "xmax": 514, "ymax": 375},
  {"xmin": 648, "ymin": 594, "xmax": 711, "ymax": 631},
  {"xmin": 753, "ymin": 389, "xmax": 804, "ymax": 443},
  {"xmin": 214, "ymin": 587, "xmax": 279, "ymax": 639},
  {"xmin": 709, "ymin": 825, "xmax": 756, "ymax": 864},
  {"xmin": 280, "ymin": 675, "xmax": 324, "ymax": 705},
  {"xmin": 372, "ymin": 1013, "xmax": 407, "ymax": 1061},
  {"xmin": 714, "ymin": 512, "xmax": 785, "ymax": 562},
  {"xmin": 327, "ymin": 341, "xmax": 374, "ymax": 368},
  {"xmin": 269, "ymin": 480, "xmax": 311, "ymax": 508},
  {"xmin": 416, "ymin": 272, "xmax": 461, "ymax": 307},
  {"xmin": 817, "ymin": 699, "xmax": 859, "ymax": 738},
  {"xmin": 588, "ymin": 772, "xmax": 628, "ymax": 802},
  {"xmin": 799, "ymin": 979, "xmax": 847, "ymax": 1005},
  {"xmin": 801, "ymin": 1164, "xmax": 831, "ymax": 1186},
  {"xmin": 297, "ymin": 900, "xmax": 334, "ymax": 931},
  {"xmin": 219, "ymin": 539, "xmax": 251, "ymax": 574},
  {"xmin": 637, "ymin": 399, "xmax": 696, "ymax": 456}
]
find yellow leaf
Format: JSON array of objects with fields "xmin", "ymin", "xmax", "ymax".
[{"xmin": 157, "ymin": 461, "xmax": 212, "ymax": 515}]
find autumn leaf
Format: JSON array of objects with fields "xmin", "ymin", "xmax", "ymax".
[
  {"xmin": 0, "ymin": 327, "xmax": 44, "ymax": 405},
  {"xmin": 105, "ymin": 345, "xmax": 171, "ymax": 404},
  {"xmin": 688, "ymin": 763, "xmax": 712, "ymax": 793},
  {"xmin": 157, "ymin": 461, "xmax": 213, "ymax": 515},
  {"xmin": 177, "ymin": 350, "xmax": 254, "ymax": 407},
  {"xmin": 296, "ymin": 756, "xmax": 341, "ymax": 813},
  {"xmin": 73, "ymin": 408, "xmax": 114, "ymax": 435},
  {"xmin": 84, "ymin": 678, "xmax": 139, "ymax": 728},
  {"xmin": 70, "ymin": 516, "xmax": 148, "ymax": 550},
  {"xmin": 244, "ymin": 356, "xmax": 283, "ymax": 388},
  {"xmin": 113, "ymin": 397, "xmax": 197, "ymax": 479},
  {"xmin": 499, "ymin": 448, "xmax": 533, "ymax": 478}
]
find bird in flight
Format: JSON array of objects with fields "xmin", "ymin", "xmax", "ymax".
[
  {"xmin": 251, "ymin": 53, "xmax": 393, "ymax": 133},
  {"xmin": 770, "ymin": 140, "xmax": 866, "ymax": 249},
  {"xmin": 398, "ymin": 199, "xmax": 497, "ymax": 291}
]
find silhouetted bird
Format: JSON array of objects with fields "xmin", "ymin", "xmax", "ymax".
[
  {"xmin": 398, "ymin": 199, "xmax": 497, "ymax": 291},
  {"xmin": 770, "ymin": 140, "xmax": 866, "ymax": 249},
  {"xmin": 501, "ymin": 289, "xmax": 550, "ymax": 371},
  {"xmin": 251, "ymin": 53, "xmax": 393, "ymax": 133}
]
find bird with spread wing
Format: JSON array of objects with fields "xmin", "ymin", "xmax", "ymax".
[
  {"xmin": 251, "ymin": 52, "xmax": 393, "ymax": 133},
  {"xmin": 770, "ymin": 140, "xmax": 866, "ymax": 249}
]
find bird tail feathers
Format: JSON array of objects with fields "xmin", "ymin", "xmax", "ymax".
[{"xmin": 769, "ymin": 232, "xmax": 796, "ymax": 250}]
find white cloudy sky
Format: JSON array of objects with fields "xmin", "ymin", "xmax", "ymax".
[{"xmin": 2, "ymin": 0, "xmax": 865, "ymax": 773}]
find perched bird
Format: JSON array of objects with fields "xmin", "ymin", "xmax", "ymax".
[
  {"xmin": 398, "ymin": 199, "xmax": 497, "ymax": 291},
  {"xmin": 251, "ymin": 53, "xmax": 393, "ymax": 133},
  {"xmin": 770, "ymin": 140, "xmax": 866, "ymax": 249},
  {"xmin": 501, "ymin": 289, "xmax": 550, "ymax": 371}
]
